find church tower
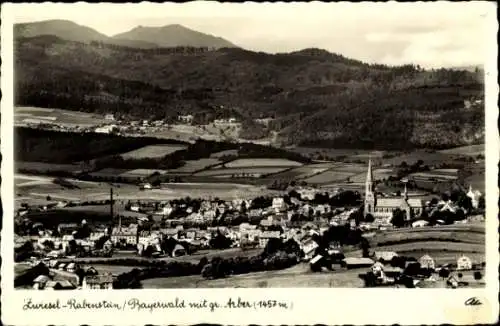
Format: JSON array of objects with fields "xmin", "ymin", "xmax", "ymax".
[{"xmin": 364, "ymin": 159, "xmax": 376, "ymax": 216}]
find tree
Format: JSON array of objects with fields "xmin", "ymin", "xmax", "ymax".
[
  {"xmin": 391, "ymin": 208, "xmax": 407, "ymax": 228},
  {"xmin": 457, "ymin": 272, "xmax": 463, "ymax": 279},
  {"xmin": 263, "ymin": 238, "xmax": 283, "ymax": 257},
  {"xmin": 404, "ymin": 262, "xmax": 421, "ymax": 276},
  {"xmin": 364, "ymin": 213, "xmax": 374, "ymax": 223},
  {"xmin": 360, "ymin": 238, "xmax": 370, "ymax": 258},
  {"xmin": 438, "ymin": 268, "xmax": 450, "ymax": 279},
  {"xmin": 209, "ymin": 231, "xmax": 232, "ymax": 250},
  {"xmin": 473, "ymin": 271, "xmax": 482, "ymax": 280}
]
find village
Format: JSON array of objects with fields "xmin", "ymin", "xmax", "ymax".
[{"xmin": 14, "ymin": 159, "xmax": 486, "ymax": 290}]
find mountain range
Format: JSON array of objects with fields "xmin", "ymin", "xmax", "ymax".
[
  {"xmin": 14, "ymin": 20, "xmax": 237, "ymax": 49},
  {"xmin": 14, "ymin": 20, "xmax": 485, "ymax": 150}
]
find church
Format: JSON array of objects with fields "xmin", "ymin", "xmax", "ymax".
[{"xmin": 364, "ymin": 159, "xmax": 424, "ymax": 219}]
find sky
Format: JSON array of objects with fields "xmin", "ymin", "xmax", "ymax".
[{"xmin": 5, "ymin": 1, "xmax": 497, "ymax": 68}]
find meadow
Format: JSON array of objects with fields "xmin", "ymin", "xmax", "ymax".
[
  {"xmin": 15, "ymin": 106, "xmax": 106, "ymax": 127},
  {"xmin": 303, "ymin": 172, "xmax": 354, "ymax": 184},
  {"xmin": 120, "ymin": 144, "xmax": 187, "ymax": 159},
  {"xmin": 225, "ymin": 158, "xmax": 303, "ymax": 168},
  {"xmin": 167, "ymin": 158, "xmax": 221, "ymax": 173},
  {"xmin": 438, "ymin": 144, "xmax": 484, "ymax": 157},
  {"xmin": 16, "ymin": 161, "xmax": 84, "ymax": 174},
  {"xmin": 194, "ymin": 167, "xmax": 289, "ymax": 178},
  {"xmin": 141, "ymin": 264, "xmax": 366, "ymax": 288},
  {"xmin": 383, "ymin": 150, "xmax": 456, "ymax": 166}
]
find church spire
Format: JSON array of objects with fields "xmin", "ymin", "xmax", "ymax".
[{"xmin": 366, "ymin": 158, "xmax": 373, "ymax": 184}]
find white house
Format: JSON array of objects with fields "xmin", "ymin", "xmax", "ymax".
[
  {"xmin": 466, "ymin": 186, "xmax": 482, "ymax": 209},
  {"xmin": 272, "ymin": 197, "xmax": 288, "ymax": 213},
  {"xmin": 457, "ymin": 255, "xmax": 472, "ymax": 271},
  {"xmin": 302, "ymin": 239, "xmax": 319, "ymax": 260},
  {"xmin": 412, "ymin": 220, "xmax": 429, "ymax": 228},
  {"xmin": 95, "ymin": 124, "xmax": 117, "ymax": 134},
  {"xmin": 419, "ymin": 254, "xmax": 436, "ymax": 270},
  {"xmin": 258, "ymin": 231, "xmax": 280, "ymax": 248},
  {"xmin": 82, "ymin": 274, "xmax": 113, "ymax": 290}
]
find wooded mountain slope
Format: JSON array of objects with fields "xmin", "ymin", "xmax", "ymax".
[{"xmin": 14, "ymin": 35, "xmax": 484, "ymax": 149}]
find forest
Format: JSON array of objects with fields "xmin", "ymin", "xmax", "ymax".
[{"xmin": 15, "ymin": 35, "xmax": 484, "ymax": 150}]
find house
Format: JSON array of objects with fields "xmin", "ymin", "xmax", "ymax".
[
  {"xmin": 447, "ymin": 275, "xmax": 459, "ymax": 288},
  {"xmin": 258, "ymin": 231, "xmax": 280, "ymax": 248},
  {"xmin": 33, "ymin": 275, "xmax": 51, "ymax": 290},
  {"xmin": 382, "ymin": 266, "xmax": 403, "ymax": 278},
  {"xmin": 82, "ymin": 274, "xmax": 114, "ymax": 290},
  {"xmin": 412, "ymin": 220, "xmax": 429, "ymax": 228},
  {"xmin": 129, "ymin": 204, "xmax": 141, "ymax": 212},
  {"xmin": 105, "ymin": 114, "xmax": 115, "ymax": 121},
  {"xmin": 172, "ymin": 244, "xmax": 186, "ymax": 257},
  {"xmin": 272, "ymin": 197, "xmax": 288, "ymax": 212},
  {"xmin": 310, "ymin": 254, "xmax": 324, "ymax": 267},
  {"xmin": 44, "ymin": 280, "xmax": 76, "ymax": 290},
  {"xmin": 66, "ymin": 262, "xmax": 77, "ymax": 273},
  {"xmin": 466, "ymin": 186, "xmax": 482, "ymax": 209},
  {"xmin": 301, "ymin": 239, "xmax": 319, "ymax": 260},
  {"xmin": 111, "ymin": 228, "xmax": 137, "ymax": 246},
  {"xmin": 457, "ymin": 255, "xmax": 472, "ymax": 270},
  {"xmin": 374, "ymin": 251, "xmax": 398, "ymax": 262},
  {"xmin": 178, "ymin": 114, "xmax": 194, "ymax": 124},
  {"xmin": 57, "ymin": 223, "xmax": 79, "ymax": 234},
  {"xmin": 341, "ymin": 257, "xmax": 375, "ymax": 269},
  {"xmin": 371, "ymin": 261, "xmax": 385, "ymax": 275},
  {"xmin": 419, "ymin": 254, "xmax": 436, "ymax": 270},
  {"xmin": 95, "ymin": 124, "xmax": 117, "ymax": 134}
]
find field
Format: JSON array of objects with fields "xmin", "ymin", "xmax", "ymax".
[
  {"xmin": 438, "ymin": 144, "xmax": 485, "ymax": 157},
  {"xmin": 225, "ymin": 158, "xmax": 302, "ymax": 168},
  {"xmin": 141, "ymin": 264, "xmax": 366, "ymax": 288},
  {"xmin": 358, "ymin": 224, "xmax": 486, "ymax": 266},
  {"xmin": 410, "ymin": 172, "xmax": 458, "ymax": 181},
  {"xmin": 209, "ymin": 149, "xmax": 239, "ymax": 158},
  {"xmin": 465, "ymin": 173, "xmax": 485, "ymax": 192},
  {"xmin": 15, "ymin": 106, "xmax": 106, "ymax": 127},
  {"xmin": 194, "ymin": 167, "xmax": 289, "ymax": 178},
  {"xmin": 349, "ymin": 168, "xmax": 396, "ymax": 182},
  {"xmin": 120, "ymin": 144, "xmax": 187, "ymax": 159},
  {"xmin": 304, "ymin": 171, "xmax": 357, "ymax": 184},
  {"xmin": 289, "ymin": 147, "xmax": 401, "ymax": 162},
  {"xmin": 383, "ymin": 150, "xmax": 456, "ymax": 166},
  {"xmin": 16, "ymin": 161, "xmax": 84, "ymax": 174},
  {"xmin": 89, "ymin": 168, "xmax": 167, "ymax": 179},
  {"xmin": 15, "ymin": 173, "xmax": 279, "ymax": 205},
  {"xmin": 302, "ymin": 163, "xmax": 366, "ymax": 184},
  {"xmin": 167, "ymin": 158, "xmax": 221, "ymax": 173}
]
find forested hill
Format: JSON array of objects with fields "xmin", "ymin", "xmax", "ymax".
[{"xmin": 15, "ymin": 35, "xmax": 484, "ymax": 150}]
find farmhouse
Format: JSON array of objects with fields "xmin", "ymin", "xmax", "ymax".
[
  {"xmin": 374, "ymin": 251, "xmax": 398, "ymax": 262},
  {"xmin": 33, "ymin": 275, "xmax": 51, "ymax": 290},
  {"xmin": 419, "ymin": 254, "xmax": 436, "ymax": 270},
  {"xmin": 258, "ymin": 231, "xmax": 280, "ymax": 248},
  {"xmin": 466, "ymin": 185, "xmax": 482, "ymax": 209},
  {"xmin": 457, "ymin": 255, "xmax": 473, "ymax": 270},
  {"xmin": 44, "ymin": 280, "xmax": 76, "ymax": 290},
  {"xmin": 82, "ymin": 274, "xmax": 114, "ymax": 290},
  {"xmin": 95, "ymin": 124, "xmax": 116, "ymax": 134},
  {"xmin": 364, "ymin": 159, "xmax": 424, "ymax": 219}
]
